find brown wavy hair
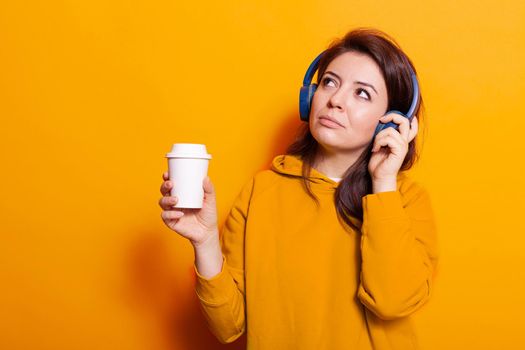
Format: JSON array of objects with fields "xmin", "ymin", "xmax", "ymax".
[{"xmin": 285, "ymin": 27, "xmax": 426, "ymax": 233}]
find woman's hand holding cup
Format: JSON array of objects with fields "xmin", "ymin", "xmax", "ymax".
[{"xmin": 159, "ymin": 171, "xmax": 219, "ymax": 248}]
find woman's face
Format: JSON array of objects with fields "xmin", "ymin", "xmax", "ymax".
[{"xmin": 309, "ymin": 51, "xmax": 389, "ymax": 155}]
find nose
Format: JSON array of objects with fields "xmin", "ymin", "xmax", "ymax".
[{"xmin": 328, "ymin": 88, "xmax": 346, "ymax": 111}]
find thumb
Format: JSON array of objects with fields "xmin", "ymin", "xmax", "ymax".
[{"xmin": 203, "ymin": 176, "xmax": 215, "ymax": 196}]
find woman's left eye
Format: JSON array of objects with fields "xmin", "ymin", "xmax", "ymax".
[{"xmin": 357, "ymin": 88, "xmax": 371, "ymax": 100}]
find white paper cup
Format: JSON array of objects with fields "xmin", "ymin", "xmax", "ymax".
[{"xmin": 165, "ymin": 143, "xmax": 212, "ymax": 208}]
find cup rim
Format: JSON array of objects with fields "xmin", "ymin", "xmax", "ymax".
[{"xmin": 165, "ymin": 153, "xmax": 212, "ymax": 159}]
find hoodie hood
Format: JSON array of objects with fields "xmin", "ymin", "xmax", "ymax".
[{"xmin": 270, "ymin": 154, "xmax": 339, "ymax": 190}]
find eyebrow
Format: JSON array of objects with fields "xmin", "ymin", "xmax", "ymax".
[{"xmin": 324, "ymin": 70, "xmax": 378, "ymax": 95}]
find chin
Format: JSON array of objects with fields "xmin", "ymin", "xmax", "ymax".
[
  {"xmin": 313, "ymin": 135, "xmax": 344, "ymax": 151},
  {"xmin": 315, "ymin": 131, "xmax": 367, "ymax": 153},
  {"xmin": 312, "ymin": 126, "xmax": 343, "ymax": 142}
]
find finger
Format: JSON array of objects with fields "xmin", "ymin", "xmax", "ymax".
[
  {"xmin": 372, "ymin": 135, "xmax": 394, "ymax": 153},
  {"xmin": 374, "ymin": 122, "xmax": 409, "ymax": 149},
  {"xmin": 375, "ymin": 123, "xmax": 397, "ymax": 139},
  {"xmin": 372, "ymin": 133, "xmax": 387, "ymax": 152},
  {"xmin": 374, "ymin": 126, "xmax": 403, "ymax": 144},
  {"xmin": 158, "ymin": 196, "xmax": 179, "ymax": 210},
  {"xmin": 202, "ymin": 176, "xmax": 216, "ymax": 204},
  {"xmin": 161, "ymin": 210, "xmax": 184, "ymax": 221},
  {"xmin": 160, "ymin": 180, "xmax": 173, "ymax": 196},
  {"xmin": 163, "ymin": 171, "xmax": 169, "ymax": 181},
  {"xmin": 372, "ymin": 134, "xmax": 404, "ymax": 153},
  {"xmin": 380, "ymin": 113, "xmax": 410, "ymax": 142},
  {"xmin": 408, "ymin": 117, "xmax": 419, "ymax": 141},
  {"xmin": 383, "ymin": 126, "xmax": 407, "ymax": 144}
]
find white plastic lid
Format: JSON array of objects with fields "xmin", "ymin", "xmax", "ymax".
[{"xmin": 165, "ymin": 143, "xmax": 212, "ymax": 159}]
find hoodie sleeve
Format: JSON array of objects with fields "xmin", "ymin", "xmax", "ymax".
[
  {"xmin": 357, "ymin": 180, "xmax": 439, "ymax": 321},
  {"xmin": 193, "ymin": 176, "xmax": 254, "ymax": 344}
]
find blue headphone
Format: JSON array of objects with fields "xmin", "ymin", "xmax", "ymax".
[{"xmin": 299, "ymin": 50, "xmax": 420, "ymax": 137}]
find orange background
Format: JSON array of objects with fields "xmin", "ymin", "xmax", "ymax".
[{"xmin": 1, "ymin": 0, "xmax": 524, "ymax": 349}]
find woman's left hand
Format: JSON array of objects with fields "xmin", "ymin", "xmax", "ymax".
[{"xmin": 368, "ymin": 112, "xmax": 419, "ymax": 184}]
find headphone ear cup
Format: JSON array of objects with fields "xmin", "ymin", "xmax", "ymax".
[
  {"xmin": 373, "ymin": 110, "xmax": 408, "ymax": 137},
  {"xmin": 299, "ymin": 84, "xmax": 318, "ymax": 121}
]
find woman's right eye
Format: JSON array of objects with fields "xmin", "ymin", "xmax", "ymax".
[{"xmin": 322, "ymin": 77, "xmax": 336, "ymax": 87}]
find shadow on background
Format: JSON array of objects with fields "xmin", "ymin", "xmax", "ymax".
[
  {"xmin": 121, "ymin": 230, "xmax": 247, "ymax": 349},
  {"xmin": 121, "ymin": 111, "xmax": 300, "ymax": 349},
  {"xmin": 261, "ymin": 109, "xmax": 303, "ymax": 173}
]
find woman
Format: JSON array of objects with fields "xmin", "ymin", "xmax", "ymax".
[{"xmin": 159, "ymin": 27, "xmax": 439, "ymax": 350}]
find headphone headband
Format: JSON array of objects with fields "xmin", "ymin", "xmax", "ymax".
[{"xmin": 302, "ymin": 51, "xmax": 325, "ymax": 87}]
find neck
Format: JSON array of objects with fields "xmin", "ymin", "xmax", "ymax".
[{"xmin": 312, "ymin": 146, "xmax": 363, "ymax": 178}]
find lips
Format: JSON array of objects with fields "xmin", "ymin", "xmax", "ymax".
[{"xmin": 319, "ymin": 115, "xmax": 344, "ymax": 127}]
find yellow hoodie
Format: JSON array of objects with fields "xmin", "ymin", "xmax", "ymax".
[{"xmin": 193, "ymin": 154, "xmax": 439, "ymax": 349}]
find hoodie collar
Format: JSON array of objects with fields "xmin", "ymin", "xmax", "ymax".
[{"xmin": 271, "ymin": 154, "xmax": 339, "ymax": 191}]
